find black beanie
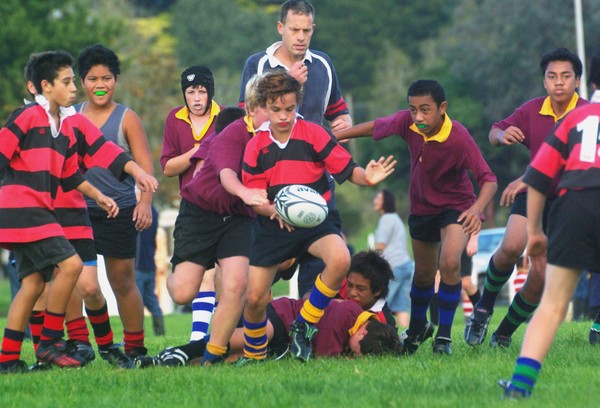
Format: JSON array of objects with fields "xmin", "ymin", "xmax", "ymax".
[{"xmin": 181, "ymin": 66, "xmax": 214, "ymax": 113}]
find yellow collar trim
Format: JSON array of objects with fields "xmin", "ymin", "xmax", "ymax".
[
  {"xmin": 539, "ymin": 93, "xmax": 579, "ymax": 121},
  {"xmin": 174, "ymin": 101, "xmax": 221, "ymax": 141},
  {"xmin": 410, "ymin": 113, "xmax": 453, "ymax": 143},
  {"xmin": 348, "ymin": 311, "xmax": 378, "ymax": 336},
  {"xmin": 244, "ymin": 114, "xmax": 255, "ymax": 134}
]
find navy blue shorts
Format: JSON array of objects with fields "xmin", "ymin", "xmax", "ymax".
[
  {"xmin": 13, "ymin": 236, "xmax": 77, "ymax": 282},
  {"xmin": 547, "ymin": 189, "xmax": 600, "ymax": 271},
  {"xmin": 509, "ymin": 192, "xmax": 527, "ymax": 217},
  {"xmin": 89, "ymin": 205, "xmax": 137, "ymax": 259},
  {"xmin": 70, "ymin": 238, "xmax": 97, "ymax": 263},
  {"xmin": 250, "ymin": 210, "xmax": 342, "ymax": 267},
  {"xmin": 509, "ymin": 192, "xmax": 553, "ymax": 232},
  {"xmin": 171, "ymin": 199, "xmax": 252, "ymax": 269},
  {"xmin": 408, "ymin": 209, "xmax": 463, "ymax": 243}
]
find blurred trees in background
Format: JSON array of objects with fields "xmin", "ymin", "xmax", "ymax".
[{"xmin": 2, "ymin": 0, "xmax": 600, "ymax": 249}]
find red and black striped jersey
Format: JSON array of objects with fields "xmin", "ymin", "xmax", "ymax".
[
  {"xmin": 524, "ymin": 103, "xmax": 600, "ymax": 196},
  {"xmin": 56, "ymin": 114, "xmax": 130, "ymax": 240},
  {"xmin": 242, "ymin": 118, "xmax": 357, "ymax": 202},
  {"xmin": 0, "ymin": 103, "xmax": 86, "ymax": 246}
]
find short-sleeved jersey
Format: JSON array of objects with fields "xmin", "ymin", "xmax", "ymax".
[
  {"xmin": 239, "ymin": 42, "xmax": 349, "ymax": 125},
  {"xmin": 373, "ymin": 110, "xmax": 496, "ymax": 216},
  {"xmin": 160, "ymin": 101, "xmax": 221, "ymax": 192},
  {"xmin": 524, "ymin": 103, "xmax": 600, "ymax": 195},
  {"xmin": 270, "ymin": 297, "xmax": 367, "ymax": 356},
  {"xmin": 242, "ymin": 118, "xmax": 357, "ymax": 203},
  {"xmin": 56, "ymin": 113, "xmax": 130, "ymax": 240},
  {"xmin": 492, "ymin": 94, "xmax": 587, "ymax": 161},
  {"xmin": 181, "ymin": 116, "xmax": 255, "ymax": 217},
  {"xmin": 0, "ymin": 103, "xmax": 85, "ymax": 246}
]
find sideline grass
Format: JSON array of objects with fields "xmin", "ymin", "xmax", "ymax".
[{"xmin": 0, "ymin": 284, "xmax": 598, "ymax": 406}]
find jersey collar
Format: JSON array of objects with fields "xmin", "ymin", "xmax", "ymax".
[
  {"xmin": 348, "ymin": 311, "xmax": 379, "ymax": 336},
  {"xmin": 35, "ymin": 94, "xmax": 76, "ymax": 138},
  {"xmin": 266, "ymin": 41, "xmax": 313, "ymax": 69},
  {"xmin": 244, "ymin": 114, "xmax": 255, "ymax": 134},
  {"xmin": 539, "ymin": 93, "xmax": 579, "ymax": 121},
  {"xmin": 410, "ymin": 113, "xmax": 453, "ymax": 143},
  {"xmin": 175, "ymin": 100, "xmax": 221, "ymax": 141}
]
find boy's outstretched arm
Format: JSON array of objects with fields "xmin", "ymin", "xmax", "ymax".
[
  {"xmin": 334, "ymin": 120, "xmax": 375, "ymax": 141},
  {"xmin": 349, "ymin": 155, "xmax": 396, "ymax": 186},
  {"xmin": 220, "ymin": 168, "xmax": 268, "ymax": 207},
  {"xmin": 457, "ymin": 181, "xmax": 497, "ymax": 235},
  {"xmin": 76, "ymin": 180, "xmax": 119, "ymax": 218},
  {"xmin": 124, "ymin": 160, "xmax": 159, "ymax": 193}
]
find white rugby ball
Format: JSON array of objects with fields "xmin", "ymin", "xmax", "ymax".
[{"xmin": 274, "ymin": 184, "xmax": 329, "ymax": 228}]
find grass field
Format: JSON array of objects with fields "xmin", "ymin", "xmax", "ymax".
[{"xmin": 0, "ymin": 277, "xmax": 598, "ymax": 407}]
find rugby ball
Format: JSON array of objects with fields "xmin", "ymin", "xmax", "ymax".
[{"xmin": 274, "ymin": 184, "xmax": 328, "ymax": 228}]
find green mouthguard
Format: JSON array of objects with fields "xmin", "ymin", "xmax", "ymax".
[{"xmin": 94, "ymin": 91, "xmax": 107, "ymax": 96}]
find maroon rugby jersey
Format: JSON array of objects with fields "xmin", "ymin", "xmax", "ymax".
[{"xmin": 271, "ymin": 297, "xmax": 365, "ymax": 356}]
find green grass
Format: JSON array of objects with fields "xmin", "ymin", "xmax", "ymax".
[{"xmin": 0, "ymin": 276, "xmax": 598, "ymax": 407}]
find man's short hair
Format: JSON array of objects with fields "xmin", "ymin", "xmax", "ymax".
[
  {"xmin": 30, "ymin": 50, "xmax": 74, "ymax": 95},
  {"xmin": 539, "ymin": 47, "xmax": 582, "ymax": 79},
  {"xmin": 215, "ymin": 107, "xmax": 246, "ymax": 134},
  {"xmin": 280, "ymin": 0, "xmax": 315, "ymax": 24},
  {"xmin": 359, "ymin": 319, "xmax": 403, "ymax": 356},
  {"xmin": 407, "ymin": 79, "xmax": 446, "ymax": 107},
  {"xmin": 256, "ymin": 71, "xmax": 303, "ymax": 108},
  {"xmin": 77, "ymin": 44, "xmax": 121, "ymax": 79},
  {"xmin": 348, "ymin": 250, "xmax": 393, "ymax": 299}
]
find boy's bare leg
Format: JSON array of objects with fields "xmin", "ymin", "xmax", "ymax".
[
  {"xmin": 520, "ymin": 265, "xmax": 579, "ymax": 361},
  {"xmin": 203, "ymin": 256, "xmax": 248, "ymax": 362}
]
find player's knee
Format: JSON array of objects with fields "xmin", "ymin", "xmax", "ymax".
[
  {"xmin": 521, "ymin": 277, "xmax": 544, "ymax": 301},
  {"xmin": 325, "ymin": 251, "xmax": 351, "ymax": 276},
  {"xmin": 166, "ymin": 275, "xmax": 196, "ymax": 304},
  {"xmin": 497, "ymin": 241, "xmax": 525, "ymax": 264},
  {"xmin": 222, "ymin": 277, "xmax": 247, "ymax": 300},
  {"xmin": 245, "ymin": 289, "xmax": 269, "ymax": 312},
  {"xmin": 439, "ymin": 257, "xmax": 460, "ymax": 275},
  {"xmin": 59, "ymin": 256, "xmax": 84, "ymax": 279},
  {"xmin": 77, "ymin": 280, "xmax": 102, "ymax": 300}
]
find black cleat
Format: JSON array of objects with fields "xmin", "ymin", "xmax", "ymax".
[
  {"xmin": 498, "ymin": 379, "xmax": 531, "ymax": 400},
  {"xmin": 36, "ymin": 339, "xmax": 82, "ymax": 368},
  {"xmin": 490, "ymin": 332, "xmax": 512, "ymax": 348},
  {"xmin": 289, "ymin": 320, "xmax": 318, "ymax": 362},
  {"xmin": 464, "ymin": 307, "xmax": 493, "ymax": 346},
  {"xmin": 158, "ymin": 347, "xmax": 190, "ymax": 367},
  {"xmin": 66, "ymin": 340, "xmax": 95, "ymax": 366},
  {"xmin": 0, "ymin": 359, "xmax": 28, "ymax": 374},
  {"xmin": 99, "ymin": 344, "xmax": 133, "ymax": 369},
  {"xmin": 432, "ymin": 337, "xmax": 452, "ymax": 355},
  {"xmin": 400, "ymin": 321, "xmax": 435, "ymax": 355}
]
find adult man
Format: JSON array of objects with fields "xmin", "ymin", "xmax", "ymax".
[
  {"xmin": 239, "ymin": 0, "xmax": 353, "ymax": 297},
  {"xmin": 239, "ymin": 0, "xmax": 351, "ymax": 130},
  {"xmin": 464, "ymin": 47, "xmax": 587, "ymax": 348}
]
